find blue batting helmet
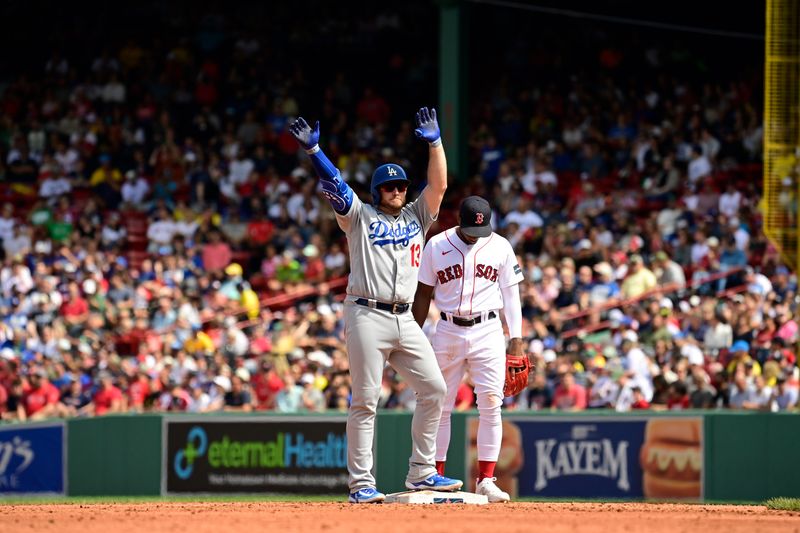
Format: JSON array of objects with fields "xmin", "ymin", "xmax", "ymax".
[{"xmin": 370, "ymin": 163, "xmax": 409, "ymax": 205}]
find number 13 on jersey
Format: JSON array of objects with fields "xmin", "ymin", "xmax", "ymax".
[{"xmin": 410, "ymin": 243, "xmax": 421, "ymax": 267}]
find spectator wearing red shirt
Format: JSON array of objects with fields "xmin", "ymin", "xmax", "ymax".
[
  {"xmin": 356, "ymin": 87, "xmax": 390, "ymax": 125},
  {"xmin": 202, "ymin": 230, "xmax": 232, "ymax": 274},
  {"xmin": 61, "ymin": 282, "xmax": 89, "ymax": 335},
  {"xmin": 551, "ymin": 372, "xmax": 587, "ymax": 411},
  {"xmin": 666, "ymin": 380, "xmax": 690, "ymax": 410},
  {"xmin": 126, "ymin": 371, "xmax": 150, "ymax": 413},
  {"xmin": 92, "ymin": 371, "xmax": 123, "ymax": 415},
  {"xmin": 251, "ymin": 361, "xmax": 284, "ymax": 410},
  {"xmin": 23, "ymin": 370, "xmax": 62, "ymax": 420},
  {"xmin": 454, "ymin": 379, "xmax": 475, "ymax": 411},
  {"xmin": 630, "ymin": 387, "xmax": 651, "ymax": 410},
  {"xmin": 246, "ymin": 217, "xmax": 274, "ymax": 247}
]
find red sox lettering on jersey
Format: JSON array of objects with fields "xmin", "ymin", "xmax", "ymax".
[{"xmin": 419, "ymin": 228, "xmax": 523, "ymax": 316}]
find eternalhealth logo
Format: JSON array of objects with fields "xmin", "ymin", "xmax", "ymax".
[
  {"xmin": 174, "ymin": 427, "xmax": 207, "ymax": 479},
  {"xmin": 173, "ymin": 426, "xmax": 347, "ymax": 480}
]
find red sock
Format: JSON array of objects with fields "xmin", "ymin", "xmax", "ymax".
[
  {"xmin": 477, "ymin": 461, "xmax": 496, "ymax": 481},
  {"xmin": 436, "ymin": 461, "xmax": 446, "ymax": 475}
]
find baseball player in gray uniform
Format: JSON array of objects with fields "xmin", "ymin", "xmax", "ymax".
[{"xmin": 289, "ymin": 107, "xmax": 463, "ymax": 503}]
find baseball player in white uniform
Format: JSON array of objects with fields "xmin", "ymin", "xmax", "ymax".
[
  {"xmin": 289, "ymin": 107, "xmax": 463, "ymax": 504},
  {"xmin": 412, "ymin": 196, "xmax": 525, "ymax": 502}
]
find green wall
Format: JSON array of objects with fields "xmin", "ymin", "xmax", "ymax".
[
  {"xmin": 704, "ymin": 412, "xmax": 800, "ymax": 501},
  {"xmin": 68, "ymin": 415, "xmax": 162, "ymax": 496},
  {"xmin": 375, "ymin": 411, "xmax": 468, "ymax": 494}
]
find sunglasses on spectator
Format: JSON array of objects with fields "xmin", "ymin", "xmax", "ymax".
[{"xmin": 380, "ymin": 183, "xmax": 408, "ymax": 193}]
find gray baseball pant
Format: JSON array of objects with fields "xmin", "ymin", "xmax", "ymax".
[{"xmin": 344, "ymin": 302, "xmax": 446, "ymax": 491}]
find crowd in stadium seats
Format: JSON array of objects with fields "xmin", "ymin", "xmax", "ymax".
[{"xmin": 0, "ymin": 7, "xmax": 796, "ymax": 422}]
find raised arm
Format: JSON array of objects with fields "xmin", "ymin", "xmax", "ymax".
[
  {"xmin": 415, "ymin": 107, "xmax": 447, "ymax": 216},
  {"xmin": 288, "ymin": 117, "xmax": 355, "ymax": 215}
]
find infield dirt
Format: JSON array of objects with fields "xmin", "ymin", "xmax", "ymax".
[{"xmin": 2, "ymin": 501, "xmax": 798, "ymax": 533}]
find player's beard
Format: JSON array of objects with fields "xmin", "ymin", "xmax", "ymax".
[{"xmin": 380, "ymin": 193, "xmax": 405, "ymax": 215}]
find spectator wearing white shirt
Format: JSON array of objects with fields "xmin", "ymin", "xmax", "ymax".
[
  {"xmin": 54, "ymin": 141, "xmax": 80, "ymax": 175},
  {"xmin": 0, "ymin": 203, "xmax": 16, "ymax": 243},
  {"xmin": 39, "ymin": 173, "xmax": 72, "ymax": 200},
  {"xmin": 745, "ymin": 267, "xmax": 773, "ymax": 297},
  {"xmin": 729, "ymin": 217, "xmax": 750, "ymax": 251},
  {"xmin": 620, "ymin": 332, "xmax": 654, "ymax": 401},
  {"xmin": 3, "ymin": 226, "xmax": 32, "ymax": 258},
  {"xmin": 687, "ymin": 144, "xmax": 712, "ymax": 185},
  {"xmin": 699, "ymin": 128, "xmax": 721, "ymax": 161},
  {"xmin": 690, "ymin": 230, "xmax": 710, "ymax": 265},
  {"xmin": 101, "ymin": 73, "xmax": 126, "ymax": 103},
  {"xmin": 503, "ymin": 197, "xmax": 544, "ymax": 233},
  {"xmin": 147, "ymin": 209, "xmax": 178, "ymax": 253},
  {"xmin": 121, "ymin": 170, "xmax": 150, "ymax": 207},
  {"xmin": 718, "ymin": 183, "xmax": 742, "ymax": 218}
]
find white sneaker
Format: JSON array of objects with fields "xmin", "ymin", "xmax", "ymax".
[{"xmin": 475, "ymin": 477, "xmax": 510, "ymax": 503}]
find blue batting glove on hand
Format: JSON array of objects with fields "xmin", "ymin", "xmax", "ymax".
[
  {"xmin": 414, "ymin": 107, "xmax": 441, "ymax": 145},
  {"xmin": 288, "ymin": 117, "xmax": 320, "ymax": 151}
]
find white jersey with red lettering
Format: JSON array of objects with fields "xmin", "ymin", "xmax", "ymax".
[
  {"xmin": 418, "ymin": 228, "xmax": 523, "ymax": 316},
  {"xmin": 417, "ymin": 227, "xmax": 523, "ymax": 468}
]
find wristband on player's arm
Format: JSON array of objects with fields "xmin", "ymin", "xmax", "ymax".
[
  {"xmin": 305, "ymin": 145, "xmax": 354, "ymax": 215},
  {"xmin": 305, "ymin": 144, "xmax": 338, "ymax": 181},
  {"xmin": 429, "ymin": 138, "xmax": 442, "ymax": 147}
]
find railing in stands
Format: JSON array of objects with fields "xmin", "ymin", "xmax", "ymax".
[{"xmin": 559, "ymin": 266, "xmax": 747, "ymax": 339}]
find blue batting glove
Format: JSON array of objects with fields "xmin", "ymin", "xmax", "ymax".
[
  {"xmin": 288, "ymin": 117, "xmax": 320, "ymax": 151},
  {"xmin": 414, "ymin": 107, "xmax": 441, "ymax": 145}
]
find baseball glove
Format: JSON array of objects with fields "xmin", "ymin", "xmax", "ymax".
[{"xmin": 503, "ymin": 353, "xmax": 531, "ymax": 397}]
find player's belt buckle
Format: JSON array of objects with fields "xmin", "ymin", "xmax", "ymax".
[{"xmin": 392, "ymin": 303, "xmax": 403, "ymax": 314}]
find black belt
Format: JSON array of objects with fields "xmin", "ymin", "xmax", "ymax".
[
  {"xmin": 354, "ymin": 298, "xmax": 410, "ymax": 314},
  {"xmin": 440, "ymin": 311, "xmax": 497, "ymax": 327}
]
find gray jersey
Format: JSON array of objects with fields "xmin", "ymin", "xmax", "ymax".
[{"xmin": 336, "ymin": 192, "xmax": 436, "ymax": 303}]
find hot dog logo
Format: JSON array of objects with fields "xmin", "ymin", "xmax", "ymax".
[{"xmin": 639, "ymin": 418, "xmax": 703, "ymax": 500}]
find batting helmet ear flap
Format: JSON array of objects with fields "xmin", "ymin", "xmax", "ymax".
[{"xmin": 370, "ymin": 163, "xmax": 409, "ymax": 204}]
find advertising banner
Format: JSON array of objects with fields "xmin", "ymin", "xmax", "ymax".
[
  {"xmin": 0, "ymin": 423, "xmax": 66, "ymax": 495},
  {"xmin": 465, "ymin": 416, "xmax": 703, "ymax": 500},
  {"xmin": 164, "ymin": 417, "xmax": 348, "ymax": 494}
]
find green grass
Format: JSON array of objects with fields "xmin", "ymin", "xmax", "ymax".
[
  {"xmin": 0, "ymin": 494, "xmax": 346, "ymax": 505},
  {"xmin": 765, "ymin": 497, "xmax": 800, "ymax": 511}
]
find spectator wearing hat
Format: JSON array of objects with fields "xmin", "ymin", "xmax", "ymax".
[
  {"xmin": 726, "ymin": 340, "xmax": 761, "ymax": 378},
  {"xmin": 653, "ymin": 250, "xmax": 686, "ymax": 288},
  {"xmin": 121, "ymin": 170, "xmax": 150, "ymax": 208},
  {"xmin": 620, "ymin": 255, "xmax": 657, "ymax": 299},
  {"xmin": 629, "ymin": 387, "xmax": 651, "ymax": 410},
  {"xmin": 300, "ymin": 373, "xmax": 326, "ymax": 412},
  {"xmin": 588, "ymin": 262, "xmax": 620, "ymax": 306},
  {"xmin": 770, "ymin": 375, "xmax": 798, "ymax": 411},
  {"xmin": 251, "ymin": 359, "xmax": 285, "ymax": 410}
]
